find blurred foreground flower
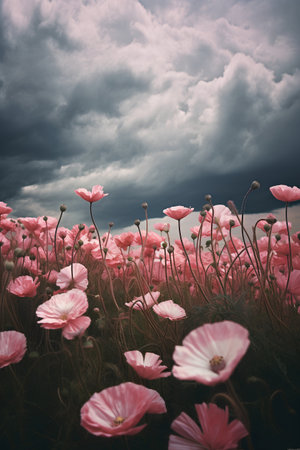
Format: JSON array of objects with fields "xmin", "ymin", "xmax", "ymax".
[
  {"xmin": 124, "ymin": 350, "xmax": 171, "ymax": 380},
  {"xmin": 80, "ymin": 382, "xmax": 167, "ymax": 437},
  {"xmin": 0, "ymin": 330, "xmax": 27, "ymax": 369},
  {"xmin": 169, "ymin": 402, "xmax": 248, "ymax": 450},
  {"xmin": 36, "ymin": 289, "xmax": 91, "ymax": 340},
  {"xmin": 7, "ymin": 275, "xmax": 40, "ymax": 298},
  {"xmin": 172, "ymin": 321, "xmax": 250, "ymax": 386}
]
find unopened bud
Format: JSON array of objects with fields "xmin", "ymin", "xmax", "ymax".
[
  {"xmin": 60, "ymin": 204, "xmax": 67, "ymax": 212},
  {"xmin": 29, "ymin": 254, "xmax": 36, "ymax": 261},
  {"xmin": 205, "ymin": 194, "xmax": 212, "ymax": 202},
  {"xmin": 266, "ymin": 217, "xmax": 277, "ymax": 225},
  {"xmin": 78, "ymin": 224, "xmax": 85, "ymax": 231},
  {"xmin": 141, "ymin": 202, "xmax": 148, "ymax": 209},
  {"xmin": 203, "ymin": 204, "xmax": 211, "ymax": 211},
  {"xmin": 4, "ymin": 260, "xmax": 14, "ymax": 271},
  {"xmin": 103, "ymin": 247, "xmax": 108, "ymax": 254},
  {"xmin": 191, "ymin": 233, "xmax": 197, "ymax": 240},
  {"xmin": 275, "ymin": 234, "xmax": 281, "ymax": 242},
  {"xmin": 263, "ymin": 224, "xmax": 271, "ymax": 232},
  {"xmin": 161, "ymin": 241, "xmax": 167, "ymax": 249},
  {"xmin": 78, "ymin": 239, "xmax": 83, "ymax": 246},
  {"xmin": 245, "ymin": 262, "xmax": 250, "ymax": 269},
  {"xmin": 229, "ymin": 219, "xmax": 236, "ymax": 227},
  {"xmin": 43, "ymin": 216, "xmax": 48, "ymax": 222},
  {"xmin": 109, "ymin": 222, "xmax": 114, "ymax": 228},
  {"xmin": 134, "ymin": 219, "xmax": 140, "ymax": 227},
  {"xmin": 127, "ymin": 256, "xmax": 133, "ymax": 262},
  {"xmin": 206, "ymin": 240, "xmax": 211, "ymax": 247},
  {"xmin": 251, "ymin": 180, "xmax": 260, "ymax": 190},
  {"xmin": 200, "ymin": 210, "xmax": 206, "ymax": 217},
  {"xmin": 167, "ymin": 245, "xmax": 174, "ymax": 254}
]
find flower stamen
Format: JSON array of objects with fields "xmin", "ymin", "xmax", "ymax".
[{"xmin": 209, "ymin": 355, "xmax": 225, "ymax": 373}]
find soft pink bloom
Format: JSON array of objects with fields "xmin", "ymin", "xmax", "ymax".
[
  {"xmin": 56, "ymin": 263, "xmax": 88, "ymax": 291},
  {"xmin": 0, "ymin": 201, "xmax": 13, "ymax": 215},
  {"xmin": 7, "ymin": 275, "xmax": 40, "ymax": 298},
  {"xmin": 205, "ymin": 205, "xmax": 238, "ymax": 229},
  {"xmin": 169, "ymin": 402, "xmax": 248, "ymax": 450},
  {"xmin": 154, "ymin": 222, "xmax": 170, "ymax": 232},
  {"xmin": 270, "ymin": 184, "xmax": 300, "ymax": 202},
  {"xmin": 125, "ymin": 291, "xmax": 160, "ymax": 310},
  {"xmin": 163, "ymin": 206, "xmax": 194, "ymax": 221},
  {"xmin": 0, "ymin": 331, "xmax": 27, "ymax": 368},
  {"xmin": 36, "ymin": 289, "xmax": 91, "ymax": 340},
  {"xmin": 172, "ymin": 321, "xmax": 250, "ymax": 386},
  {"xmin": 80, "ymin": 382, "xmax": 166, "ymax": 437},
  {"xmin": 20, "ymin": 217, "xmax": 41, "ymax": 234},
  {"xmin": 75, "ymin": 185, "xmax": 108, "ymax": 203},
  {"xmin": 153, "ymin": 300, "xmax": 186, "ymax": 321},
  {"xmin": 124, "ymin": 350, "xmax": 171, "ymax": 379},
  {"xmin": 114, "ymin": 232, "xmax": 135, "ymax": 250}
]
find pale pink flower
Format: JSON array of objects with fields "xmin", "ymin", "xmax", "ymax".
[
  {"xmin": 172, "ymin": 321, "xmax": 250, "ymax": 386},
  {"xmin": 80, "ymin": 382, "xmax": 167, "ymax": 437},
  {"xmin": 205, "ymin": 205, "xmax": 238, "ymax": 229},
  {"xmin": 36, "ymin": 289, "xmax": 91, "ymax": 340},
  {"xmin": 153, "ymin": 300, "xmax": 186, "ymax": 321},
  {"xmin": 154, "ymin": 222, "xmax": 171, "ymax": 232},
  {"xmin": 169, "ymin": 402, "xmax": 248, "ymax": 450},
  {"xmin": 163, "ymin": 206, "xmax": 194, "ymax": 221},
  {"xmin": 125, "ymin": 291, "xmax": 160, "ymax": 310},
  {"xmin": 75, "ymin": 185, "xmax": 108, "ymax": 203},
  {"xmin": 114, "ymin": 232, "xmax": 135, "ymax": 250},
  {"xmin": 56, "ymin": 263, "xmax": 88, "ymax": 291},
  {"xmin": 270, "ymin": 184, "xmax": 300, "ymax": 202},
  {"xmin": 20, "ymin": 217, "xmax": 41, "ymax": 234},
  {"xmin": 7, "ymin": 275, "xmax": 40, "ymax": 298},
  {"xmin": 124, "ymin": 350, "xmax": 171, "ymax": 379},
  {"xmin": 0, "ymin": 331, "xmax": 27, "ymax": 368},
  {"xmin": 0, "ymin": 201, "xmax": 13, "ymax": 215}
]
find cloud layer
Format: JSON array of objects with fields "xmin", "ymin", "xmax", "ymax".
[{"xmin": 1, "ymin": 0, "xmax": 299, "ymax": 228}]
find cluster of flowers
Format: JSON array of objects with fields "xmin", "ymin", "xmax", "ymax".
[{"xmin": 0, "ymin": 183, "xmax": 300, "ymax": 449}]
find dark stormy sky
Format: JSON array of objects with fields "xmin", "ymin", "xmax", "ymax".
[{"xmin": 1, "ymin": 0, "xmax": 300, "ymax": 231}]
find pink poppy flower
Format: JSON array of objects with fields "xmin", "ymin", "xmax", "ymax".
[
  {"xmin": 7, "ymin": 275, "xmax": 40, "ymax": 298},
  {"xmin": 36, "ymin": 289, "xmax": 91, "ymax": 340},
  {"xmin": 0, "ymin": 201, "xmax": 13, "ymax": 215},
  {"xmin": 169, "ymin": 402, "xmax": 248, "ymax": 450},
  {"xmin": 270, "ymin": 184, "xmax": 300, "ymax": 202},
  {"xmin": 163, "ymin": 206, "xmax": 194, "ymax": 221},
  {"xmin": 153, "ymin": 300, "xmax": 186, "ymax": 321},
  {"xmin": 124, "ymin": 350, "xmax": 171, "ymax": 379},
  {"xmin": 75, "ymin": 185, "xmax": 108, "ymax": 203},
  {"xmin": 154, "ymin": 222, "xmax": 171, "ymax": 232},
  {"xmin": 0, "ymin": 331, "xmax": 27, "ymax": 369},
  {"xmin": 56, "ymin": 263, "xmax": 88, "ymax": 291},
  {"xmin": 80, "ymin": 382, "xmax": 167, "ymax": 437},
  {"xmin": 125, "ymin": 291, "xmax": 160, "ymax": 310},
  {"xmin": 172, "ymin": 321, "xmax": 250, "ymax": 386},
  {"xmin": 114, "ymin": 232, "xmax": 135, "ymax": 250}
]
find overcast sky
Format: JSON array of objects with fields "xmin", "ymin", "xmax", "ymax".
[{"xmin": 1, "ymin": 0, "xmax": 300, "ymax": 232}]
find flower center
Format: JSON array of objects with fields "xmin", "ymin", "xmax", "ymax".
[
  {"xmin": 113, "ymin": 416, "xmax": 125, "ymax": 426},
  {"xmin": 60, "ymin": 313, "xmax": 68, "ymax": 321},
  {"xmin": 209, "ymin": 355, "xmax": 225, "ymax": 373}
]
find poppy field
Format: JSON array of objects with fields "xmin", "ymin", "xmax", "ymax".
[{"xmin": 1, "ymin": 182, "xmax": 300, "ymax": 449}]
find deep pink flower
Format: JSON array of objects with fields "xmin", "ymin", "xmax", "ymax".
[
  {"xmin": 75, "ymin": 185, "xmax": 108, "ymax": 203},
  {"xmin": 0, "ymin": 201, "xmax": 12, "ymax": 215},
  {"xmin": 163, "ymin": 206, "xmax": 194, "ymax": 221},
  {"xmin": 124, "ymin": 351, "xmax": 171, "ymax": 379},
  {"xmin": 36, "ymin": 289, "xmax": 91, "ymax": 340},
  {"xmin": 7, "ymin": 275, "xmax": 40, "ymax": 298},
  {"xmin": 80, "ymin": 382, "xmax": 167, "ymax": 437},
  {"xmin": 56, "ymin": 263, "xmax": 88, "ymax": 291},
  {"xmin": 172, "ymin": 321, "xmax": 250, "ymax": 386},
  {"xmin": 125, "ymin": 291, "xmax": 160, "ymax": 310},
  {"xmin": 0, "ymin": 331, "xmax": 27, "ymax": 368},
  {"xmin": 270, "ymin": 184, "xmax": 300, "ymax": 202},
  {"xmin": 153, "ymin": 300, "xmax": 186, "ymax": 321},
  {"xmin": 169, "ymin": 402, "xmax": 248, "ymax": 450}
]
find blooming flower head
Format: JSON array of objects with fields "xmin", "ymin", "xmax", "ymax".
[
  {"xmin": 154, "ymin": 222, "xmax": 171, "ymax": 232},
  {"xmin": 7, "ymin": 275, "xmax": 40, "ymax": 298},
  {"xmin": 36, "ymin": 289, "xmax": 91, "ymax": 340},
  {"xmin": 75, "ymin": 185, "xmax": 108, "ymax": 203},
  {"xmin": 0, "ymin": 331, "xmax": 27, "ymax": 369},
  {"xmin": 124, "ymin": 350, "xmax": 171, "ymax": 379},
  {"xmin": 163, "ymin": 206, "xmax": 194, "ymax": 221},
  {"xmin": 153, "ymin": 300, "xmax": 186, "ymax": 321},
  {"xmin": 172, "ymin": 321, "xmax": 250, "ymax": 386},
  {"xmin": 80, "ymin": 382, "xmax": 167, "ymax": 437},
  {"xmin": 270, "ymin": 184, "xmax": 300, "ymax": 202},
  {"xmin": 56, "ymin": 263, "xmax": 88, "ymax": 291},
  {"xmin": 125, "ymin": 291, "xmax": 160, "ymax": 310},
  {"xmin": 0, "ymin": 201, "xmax": 13, "ymax": 215},
  {"xmin": 169, "ymin": 402, "xmax": 248, "ymax": 450}
]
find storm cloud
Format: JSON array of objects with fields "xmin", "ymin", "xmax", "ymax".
[{"xmin": 0, "ymin": 0, "xmax": 299, "ymax": 229}]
